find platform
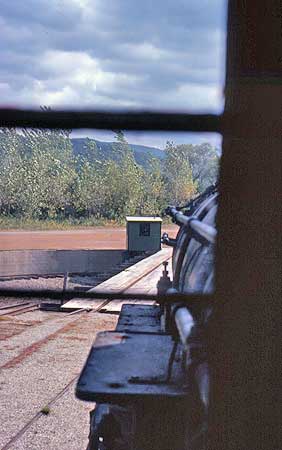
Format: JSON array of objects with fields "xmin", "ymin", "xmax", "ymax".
[
  {"xmin": 62, "ymin": 248, "xmax": 173, "ymax": 312},
  {"xmin": 76, "ymin": 330, "xmax": 188, "ymax": 404}
]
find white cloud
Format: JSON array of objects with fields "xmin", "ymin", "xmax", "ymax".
[
  {"xmin": 33, "ymin": 50, "xmax": 144, "ymax": 107},
  {"xmin": 0, "ymin": 0, "xmax": 226, "ymax": 114},
  {"xmin": 121, "ymin": 42, "xmax": 169, "ymax": 61},
  {"xmin": 173, "ymin": 83, "xmax": 224, "ymax": 112}
]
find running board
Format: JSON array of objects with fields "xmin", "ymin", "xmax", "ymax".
[{"xmin": 61, "ymin": 248, "xmax": 172, "ymax": 311}]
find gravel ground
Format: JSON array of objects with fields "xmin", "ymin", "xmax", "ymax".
[
  {"xmin": 0, "ymin": 276, "xmax": 100, "ymax": 294},
  {"xmin": 0, "ymin": 310, "xmax": 117, "ymax": 449},
  {"xmin": 0, "ymin": 277, "xmax": 66, "ymax": 291},
  {"xmin": 9, "ymin": 385, "xmax": 93, "ymax": 450},
  {"xmin": 0, "ymin": 254, "xmax": 162, "ymax": 448},
  {"xmin": 0, "ymin": 272, "xmax": 125, "ymax": 300},
  {"xmin": 0, "ymin": 273, "xmax": 112, "ymax": 365},
  {"xmin": 0, "ymin": 310, "xmax": 81, "ymax": 366}
]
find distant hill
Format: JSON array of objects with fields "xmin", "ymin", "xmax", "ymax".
[{"xmin": 71, "ymin": 138, "xmax": 164, "ymax": 169}]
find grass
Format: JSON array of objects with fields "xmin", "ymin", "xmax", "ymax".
[
  {"xmin": 0, "ymin": 214, "xmax": 171, "ymax": 231},
  {"xmin": 0, "ymin": 216, "xmax": 125, "ymax": 231},
  {"xmin": 40, "ymin": 405, "xmax": 51, "ymax": 415}
]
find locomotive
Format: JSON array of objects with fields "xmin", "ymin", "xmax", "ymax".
[{"xmin": 76, "ymin": 185, "xmax": 218, "ymax": 450}]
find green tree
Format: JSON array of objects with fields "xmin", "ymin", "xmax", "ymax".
[
  {"xmin": 20, "ymin": 128, "xmax": 76, "ymax": 218},
  {"xmin": 138, "ymin": 154, "xmax": 165, "ymax": 215},
  {"xmin": 164, "ymin": 141, "xmax": 197, "ymax": 205},
  {"xmin": 177, "ymin": 143, "xmax": 219, "ymax": 192},
  {"xmin": 0, "ymin": 127, "xmax": 76, "ymax": 219},
  {"xmin": 0, "ymin": 124, "xmax": 218, "ymax": 223},
  {"xmin": 72, "ymin": 156, "xmax": 108, "ymax": 218},
  {"xmin": 101, "ymin": 131, "xmax": 144, "ymax": 218},
  {"xmin": 0, "ymin": 129, "xmax": 25, "ymax": 215}
]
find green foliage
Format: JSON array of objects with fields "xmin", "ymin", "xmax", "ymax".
[
  {"xmin": 40, "ymin": 405, "xmax": 50, "ymax": 415},
  {"xmin": 21, "ymin": 128, "xmax": 76, "ymax": 218},
  {"xmin": 138, "ymin": 155, "xmax": 165, "ymax": 215},
  {"xmin": 164, "ymin": 141, "xmax": 197, "ymax": 205},
  {"xmin": 175, "ymin": 143, "xmax": 219, "ymax": 192},
  {"xmin": 0, "ymin": 127, "xmax": 219, "ymax": 226},
  {"xmin": 0, "ymin": 128, "xmax": 25, "ymax": 215},
  {"xmin": 103, "ymin": 131, "xmax": 145, "ymax": 218},
  {"xmin": 0, "ymin": 127, "xmax": 76, "ymax": 219}
]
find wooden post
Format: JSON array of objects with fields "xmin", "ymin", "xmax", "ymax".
[{"xmin": 208, "ymin": 2, "xmax": 282, "ymax": 450}]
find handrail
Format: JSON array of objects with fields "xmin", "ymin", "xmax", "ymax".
[{"xmin": 166, "ymin": 207, "xmax": 217, "ymax": 244}]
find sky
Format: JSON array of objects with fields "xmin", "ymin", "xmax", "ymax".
[{"xmin": 0, "ymin": 0, "xmax": 227, "ymax": 148}]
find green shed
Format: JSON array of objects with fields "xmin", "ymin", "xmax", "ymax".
[{"xmin": 126, "ymin": 216, "xmax": 162, "ymax": 252}]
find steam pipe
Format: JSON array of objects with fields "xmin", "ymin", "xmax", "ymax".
[
  {"xmin": 174, "ymin": 305, "xmax": 195, "ymax": 347},
  {"xmin": 166, "ymin": 207, "xmax": 216, "ymax": 244}
]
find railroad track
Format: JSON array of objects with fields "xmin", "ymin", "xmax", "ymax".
[
  {"xmin": 0, "ymin": 303, "xmax": 39, "ymax": 317},
  {"xmin": 0, "ymin": 306, "xmax": 112, "ymax": 450},
  {"xmin": 0, "ymin": 251, "xmax": 172, "ymax": 449},
  {"xmin": 0, "ymin": 298, "xmax": 138, "ymax": 449},
  {"xmin": 0, "ymin": 295, "xmax": 115, "ymax": 372},
  {"xmin": 1, "ymin": 376, "xmax": 79, "ymax": 450},
  {"xmin": 0, "ymin": 301, "xmax": 30, "ymax": 311}
]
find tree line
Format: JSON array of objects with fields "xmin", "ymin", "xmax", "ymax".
[{"xmin": 0, "ymin": 128, "xmax": 219, "ymax": 222}]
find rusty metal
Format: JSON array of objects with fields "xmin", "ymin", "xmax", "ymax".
[
  {"xmin": 0, "ymin": 304, "xmax": 39, "ymax": 317},
  {"xmin": 0, "ymin": 302, "xmax": 30, "ymax": 310}
]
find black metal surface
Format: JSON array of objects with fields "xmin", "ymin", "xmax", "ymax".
[
  {"xmin": 178, "ymin": 205, "xmax": 217, "ymax": 294},
  {"xmin": 116, "ymin": 304, "xmax": 162, "ymax": 333},
  {"xmin": 0, "ymin": 288, "xmax": 212, "ymax": 309},
  {"xmin": 171, "ymin": 193, "xmax": 218, "ymax": 287},
  {"xmin": 189, "ymin": 220, "xmax": 217, "ymax": 245},
  {"xmin": 157, "ymin": 262, "xmax": 172, "ymax": 296},
  {"xmin": 39, "ymin": 302, "xmax": 62, "ymax": 312},
  {"xmin": 161, "ymin": 232, "xmax": 176, "ymax": 247},
  {"xmin": 0, "ymin": 108, "xmax": 220, "ymax": 132},
  {"xmin": 76, "ymin": 331, "xmax": 189, "ymax": 403}
]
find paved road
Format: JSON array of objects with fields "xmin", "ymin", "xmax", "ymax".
[{"xmin": 0, "ymin": 225, "xmax": 178, "ymax": 250}]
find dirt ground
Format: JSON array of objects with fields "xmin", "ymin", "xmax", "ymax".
[{"xmin": 0, "ymin": 225, "xmax": 178, "ymax": 250}]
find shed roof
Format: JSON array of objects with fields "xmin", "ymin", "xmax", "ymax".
[{"xmin": 126, "ymin": 216, "xmax": 162, "ymax": 223}]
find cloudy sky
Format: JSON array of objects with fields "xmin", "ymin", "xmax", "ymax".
[{"xmin": 0, "ymin": 0, "xmax": 227, "ymax": 148}]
